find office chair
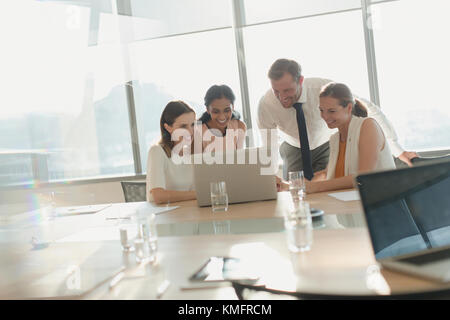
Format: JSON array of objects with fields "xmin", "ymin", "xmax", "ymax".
[
  {"xmin": 120, "ymin": 181, "xmax": 147, "ymax": 202},
  {"xmin": 395, "ymin": 153, "xmax": 450, "ymax": 169},
  {"xmin": 231, "ymin": 281, "xmax": 450, "ymax": 300}
]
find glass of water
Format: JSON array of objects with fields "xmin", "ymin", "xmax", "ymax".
[
  {"xmin": 210, "ymin": 181, "xmax": 229, "ymax": 212},
  {"xmin": 288, "ymin": 171, "xmax": 306, "ymax": 202},
  {"xmin": 284, "ymin": 200, "xmax": 313, "ymax": 253}
]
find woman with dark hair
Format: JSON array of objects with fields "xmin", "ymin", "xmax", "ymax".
[
  {"xmin": 146, "ymin": 100, "xmax": 197, "ymax": 204},
  {"xmin": 305, "ymin": 82, "xmax": 395, "ymax": 193},
  {"xmin": 199, "ymin": 85, "xmax": 246, "ymax": 152}
]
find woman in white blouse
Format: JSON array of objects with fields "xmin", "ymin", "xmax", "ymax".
[
  {"xmin": 305, "ymin": 82, "xmax": 396, "ymax": 193},
  {"xmin": 146, "ymin": 100, "xmax": 197, "ymax": 204}
]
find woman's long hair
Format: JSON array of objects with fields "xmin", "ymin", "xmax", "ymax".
[
  {"xmin": 159, "ymin": 100, "xmax": 195, "ymax": 157},
  {"xmin": 319, "ymin": 82, "xmax": 368, "ymax": 117}
]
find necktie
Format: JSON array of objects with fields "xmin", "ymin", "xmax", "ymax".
[{"xmin": 293, "ymin": 102, "xmax": 314, "ymax": 180}]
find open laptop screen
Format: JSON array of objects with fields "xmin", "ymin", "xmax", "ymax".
[{"xmin": 356, "ymin": 160, "xmax": 450, "ymax": 260}]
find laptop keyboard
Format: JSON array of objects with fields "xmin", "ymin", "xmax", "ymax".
[{"xmin": 398, "ymin": 248, "xmax": 450, "ymax": 266}]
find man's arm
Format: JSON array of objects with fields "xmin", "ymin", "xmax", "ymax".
[
  {"xmin": 356, "ymin": 96, "xmax": 418, "ymax": 166},
  {"xmin": 257, "ymin": 97, "xmax": 278, "ymax": 148}
]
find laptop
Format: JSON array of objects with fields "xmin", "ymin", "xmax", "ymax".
[
  {"xmin": 193, "ymin": 148, "xmax": 278, "ymax": 207},
  {"xmin": 356, "ymin": 159, "xmax": 450, "ymax": 282}
]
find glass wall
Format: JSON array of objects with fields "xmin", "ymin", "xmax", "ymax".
[
  {"xmin": 243, "ymin": 0, "xmax": 361, "ymax": 24},
  {"xmin": 371, "ymin": 0, "xmax": 450, "ymax": 151},
  {"xmin": 243, "ymin": 9, "xmax": 370, "ymax": 145},
  {"xmin": 129, "ymin": 29, "xmax": 241, "ymax": 168},
  {"xmin": 0, "ymin": 0, "xmax": 448, "ymax": 187},
  {"xmin": 0, "ymin": 0, "xmax": 134, "ymax": 186}
]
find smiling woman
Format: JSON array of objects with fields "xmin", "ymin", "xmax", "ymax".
[
  {"xmin": 146, "ymin": 101, "xmax": 197, "ymax": 204},
  {"xmin": 306, "ymin": 82, "xmax": 396, "ymax": 193},
  {"xmin": 198, "ymin": 85, "xmax": 247, "ymax": 153}
]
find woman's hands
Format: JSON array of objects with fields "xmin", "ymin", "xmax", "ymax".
[
  {"xmin": 304, "ymin": 180, "xmax": 318, "ymax": 194},
  {"xmin": 275, "ymin": 176, "xmax": 289, "ymax": 192}
]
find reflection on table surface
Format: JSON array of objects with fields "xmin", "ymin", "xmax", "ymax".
[{"xmin": 155, "ymin": 212, "xmax": 366, "ymax": 237}]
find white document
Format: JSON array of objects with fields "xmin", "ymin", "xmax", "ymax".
[
  {"xmin": 56, "ymin": 204, "xmax": 179, "ymax": 243},
  {"xmin": 56, "ymin": 225, "xmax": 138, "ymax": 243},
  {"xmin": 138, "ymin": 203, "xmax": 180, "ymax": 216},
  {"xmin": 106, "ymin": 203, "xmax": 180, "ymax": 219},
  {"xmin": 328, "ymin": 190, "xmax": 360, "ymax": 202},
  {"xmin": 56, "ymin": 204, "xmax": 112, "ymax": 216}
]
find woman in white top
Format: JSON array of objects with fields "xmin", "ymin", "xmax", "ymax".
[
  {"xmin": 146, "ymin": 100, "xmax": 197, "ymax": 204},
  {"xmin": 306, "ymin": 82, "xmax": 396, "ymax": 193},
  {"xmin": 198, "ymin": 85, "xmax": 246, "ymax": 152}
]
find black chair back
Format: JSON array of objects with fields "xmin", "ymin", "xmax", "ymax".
[{"xmin": 120, "ymin": 181, "xmax": 147, "ymax": 202}]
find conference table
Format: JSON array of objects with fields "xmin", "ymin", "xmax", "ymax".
[{"xmin": 1, "ymin": 190, "xmax": 449, "ymax": 300}]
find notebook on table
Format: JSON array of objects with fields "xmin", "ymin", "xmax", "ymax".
[
  {"xmin": 56, "ymin": 204, "xmax": 112, "ymax": 216},
  {"xmin": 356, "ymin": 159, "xmax": 450, "ymax": 282}
]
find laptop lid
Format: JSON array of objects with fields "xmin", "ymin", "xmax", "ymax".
[
  {"xmin": 356, "ymin": 159, "xmax": 450, "ymax": 282},
  {"xmin": 193, "ymin": 148, "xmax": 277, "ymax": 207}
]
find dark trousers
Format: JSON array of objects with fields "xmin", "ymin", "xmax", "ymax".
[{"xmin": 279, "ymin": 141, "xmax": 330, "ymax": 180}]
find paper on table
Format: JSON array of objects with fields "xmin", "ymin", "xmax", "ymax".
[
  {"xmin": 56, "ymin": 225, "xmax": 138, "ymax": 243},
  {"xmin": 328, "ymin": 190, "xmax": 360, "ymax": 202},
  {"xmin": 107, "ymin": 203, "xmax": 180, "ymax": 219},
  {"xmin": 56, "ymin": 205, "xmax": 179, "ymax": 243},
  {"xmin": 139, "ymin": 204, "xmax": 180, "ymax": 215},
  {"xmin": 56, "ymin": 204, "xmax": 112, "ymax": 216}
]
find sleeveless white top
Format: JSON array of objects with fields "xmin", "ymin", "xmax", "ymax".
[{"xmin": 326, "ymin": 116, "xmax": 396, "ymax": 180}]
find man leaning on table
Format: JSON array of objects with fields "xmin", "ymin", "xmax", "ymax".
[{"xmin": 257, "ymin": 58, "xmax": 418, "ymax": 181}]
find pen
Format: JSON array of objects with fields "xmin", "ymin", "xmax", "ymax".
[
  {"xmin": 156, "ymin": 280, "xmax": 171, "ymax": 299},
  {"xmin": 109, "ymin": 271, "xmax": 125, "ymax": 289}
]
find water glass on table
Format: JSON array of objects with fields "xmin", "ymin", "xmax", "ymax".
[
  {"xmin": 210, "ymin": 181, "xmax": 229, "ymax": 212},
  {"xmin": 284, "ymin": 200, "xmax": 313, "ymax": 253},
  {"xmin": 288, "ymin": 171, "xmax": 306, "ymax": 202},
  {"xmin": 135, "ymin": 212, "xmax": 158, "ymax": 263},
  {"xmin": 119, "ymin": 225, "xmax": 134, "ymax": 252}
]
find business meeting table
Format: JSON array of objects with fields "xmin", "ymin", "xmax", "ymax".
[{"xmin": 1, "ymin": 190, "xmax": 449, "ymax": 300}]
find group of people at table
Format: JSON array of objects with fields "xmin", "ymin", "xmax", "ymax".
[{"xmin": 146, "ymin": 58, "xmax": 418, "ymax": 205}]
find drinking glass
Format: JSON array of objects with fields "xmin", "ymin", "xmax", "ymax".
[
  {"xmin": 210, "ymin": 181, "xmax": 229, "ymax": 212},
  {"xmin": 284, "ymin": 201, "xmax": 313, "ymax": 252},
  {"xmin": 118, "ymin": 218, "xmax": 134, "ymax": 252},
  {"xmin": 213, "ymin": 220, "xmax": 231, "ymax": 234},
  {"xmin": 288, "ymin": 171, "xmax": 306, "ymax": 202},
  {"xmin": 135, "ymin": 211, "xmax": 158, "ymax": 262}
]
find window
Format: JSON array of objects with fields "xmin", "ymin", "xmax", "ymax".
[
  {"xmin": 243, "ymin": 0, "xmax": 361, "ymax": 25},
  {"xmin": 129, "ymin": 29, "xmax": 242, "ymax": 169},
  {"xmin": 1, "ymin": 0, "xmax": 448, "ymax": 188},
  {"xmin": 372, "ymin": 0, "xmax": 450, "ymax": 151},
  {"xmin": 0, "ymin": 1, "xmax": 134, "ymax": 186},
  {"xmin": 128, "ymin": 0, "xmax": 232, "ymax": 40},
  {"xmin": 243, "ymin": 10, "xmax": 370, "ymax": 144}
]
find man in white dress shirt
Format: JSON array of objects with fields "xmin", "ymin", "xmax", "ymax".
[{"xmin": 257, "ymin": 58, "xmax": 418, "ymax": 180}]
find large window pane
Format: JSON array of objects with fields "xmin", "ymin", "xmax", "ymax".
[
  {"xmin": 109, "ymin": 0, "xmax": 232, "ymax": 43},
  {"xmin": 130, "ymin": 29, "xmax": 242, "ymax": 170},
  {"xmin": 372, "ymin": 0, "xmax": 450, "ymax": 151},
  {"xmin": 243, "ymin": 10, "xmax": 370, "ymax": 144},
  {"xmin": 243, "ymin": 0, "xmax": 361, "ymax": 25},
  {"xmin": 0, "ymin": 1, "xmax": 134, "ymax": 186}
]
